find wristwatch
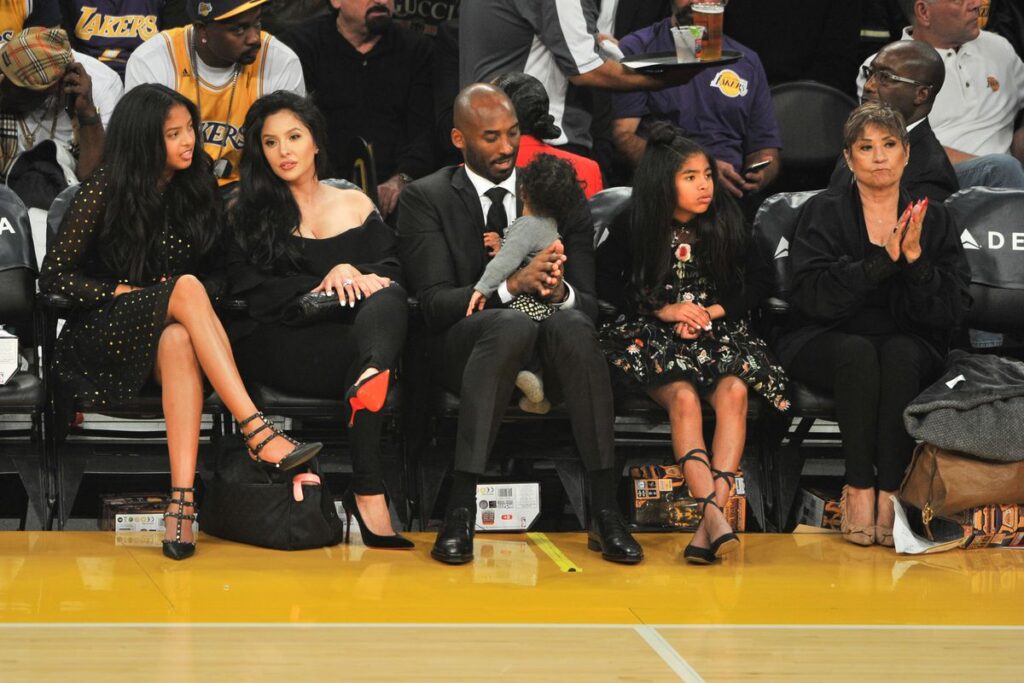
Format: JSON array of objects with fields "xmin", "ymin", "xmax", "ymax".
[{"xmin": 396, "ymin": 172, "xmax": 413, "ymax": 185}]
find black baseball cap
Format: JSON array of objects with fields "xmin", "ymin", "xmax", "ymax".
[{"xmin": 188, "ymin": 0, "xmax": 268, "ymax": 22}]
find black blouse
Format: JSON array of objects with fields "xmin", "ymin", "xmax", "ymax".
[
  {"xmin": 596, "ymin": 205, "xmax": 771, "ymax": 321},
  {"xmin": 228, "ymin": 210, "xmax": 403, "ymax": 338},
  {"xmin": 775, "ymin": 183, "xmax": 972, "ymax": 366}
]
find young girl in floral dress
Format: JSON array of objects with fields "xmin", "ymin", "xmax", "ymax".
[{"xmin": 598, "ymin": 124, "xmax": 789, "ymax": 564}]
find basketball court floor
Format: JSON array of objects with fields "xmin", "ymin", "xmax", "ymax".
[{"xmin": 0, "ymin": 530, "xmax": 1020, "ymax": 681}]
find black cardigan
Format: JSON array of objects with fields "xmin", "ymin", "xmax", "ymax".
[
  {"xmin": 595, "ymin": 205, "xmax": 772, "ymax": 322},
  {"xmin": 774, "ymin": 183, "xmax": 972, "ymax": 366}
]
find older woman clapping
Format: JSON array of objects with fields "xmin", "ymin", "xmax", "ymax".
[{"xmin": 775, "ymin": 102, "xmax": 971, "ymax": 548}]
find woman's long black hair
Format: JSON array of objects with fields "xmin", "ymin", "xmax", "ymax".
[
  {"xmin": 97, "ymin": 83, "xmax": 219, "ymax": 282},
  {"xmin": 629, "ymin": 122, "xmax": 747, "ymax": 306},
  {"xmin": 231, "ymin": 90, "xmax": 330, "ymax": 274}
]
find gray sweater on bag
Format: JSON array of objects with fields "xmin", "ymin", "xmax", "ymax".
[{"xmin": 474, "ymin": 215, "xmax": 559, "ymax": 296}]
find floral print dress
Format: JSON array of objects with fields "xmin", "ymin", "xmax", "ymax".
[{"xmin": 600, "ymin": 229, "xmax": 790, "ymax": 411}]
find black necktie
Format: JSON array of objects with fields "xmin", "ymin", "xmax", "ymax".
[{"xmin": 484, "ymin": 186, "xmax": 509, "ymax": 234}]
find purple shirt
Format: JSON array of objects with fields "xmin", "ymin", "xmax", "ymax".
[{"xmin": 614, "ymin": 18, "xmax": 781, "ymax": 168}]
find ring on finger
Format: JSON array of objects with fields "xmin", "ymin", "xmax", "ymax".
[{"xmin": 342, "ymin": 279, "xmax": 354, "ymax": 286}]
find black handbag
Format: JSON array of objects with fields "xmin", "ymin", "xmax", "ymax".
[{"xmin": 201, "ymin": 435, "xmax": 345, "ymax": 550}]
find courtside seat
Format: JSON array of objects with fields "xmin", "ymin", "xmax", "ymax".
[{"xmin": 0, "ymin": 185, "xmax": 50, "ymax": 529}]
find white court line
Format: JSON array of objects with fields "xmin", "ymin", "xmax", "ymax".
[
  {"xmin": 1, "ymin": 622, "xmax": 1021, "ymax": 630},
  {"xmin": 634, "ymin": 625, "xmax": 704, "ymax": 682}
]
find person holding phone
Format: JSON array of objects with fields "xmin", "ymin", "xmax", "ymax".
[
  {"xmin": 0, "ymin": 27, "xmax": 122, "ymax": 184},
  {"xmin": 611, "ymin": 0, "xmax": 781, "ymax": 215}
]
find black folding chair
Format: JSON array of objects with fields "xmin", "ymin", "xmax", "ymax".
[
  {"xmin": 770, "ymin": 81, "xmax": 857, "ymax": 193},
  {"xmin": 0, "ymin": 186, "xmax": 49, "ymax": 528}
]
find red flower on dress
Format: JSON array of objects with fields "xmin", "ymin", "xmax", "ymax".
[{"xmin": 675, "ymin": 243, "xmax": 692, "ymax": 262}]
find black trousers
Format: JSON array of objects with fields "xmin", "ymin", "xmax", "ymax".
[
  {"xmin": 430, "ymin": 308, "xmax": 616, "ymax": 475},
  {"xmin": 235, "ymin": 284, "xmax": 408, "ymax": 495},
  {"xmin": 788, "ymin": 331, "xmax": 939, "ymax": 491}
]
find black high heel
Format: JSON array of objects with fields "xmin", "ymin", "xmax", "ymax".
[
  {"xmin": 345, "ymin": 369, "xmax": 390, "ymax": 428},
  {"xmin": 162, "ymin": 486, "xmax": 197, "ymax": 561},
  {"xmin": 676, "ymin": 449, "xmax": 740, "ymax": 564},
  {"xmin": 341, "ymin": 488, "xmax": 414, "ymax": 549},
  {"xmin": 239, "ymin": 411, "xmax": 322, "ymax": 471}
]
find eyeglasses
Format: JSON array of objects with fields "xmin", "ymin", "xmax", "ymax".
[{"xmin": 862, "ymin": 65, "xmax": 932, "ymax": 88}]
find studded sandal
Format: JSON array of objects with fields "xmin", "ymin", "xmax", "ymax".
[
  {"xmin": 239, "ymin": 411, "xmax": 322, "ymax": 471},
  {"xmin": 163, "ymin": 486, "xmax": 197, "ymax": 561}
]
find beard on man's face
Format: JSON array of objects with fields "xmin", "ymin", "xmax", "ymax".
[
  {"xmin": 365, "ymin": 6, "xmax": 392, "ymax": 34},
  {"xmin": 674, "ymin": 6, "xmax": 694, "ymax": 25}
]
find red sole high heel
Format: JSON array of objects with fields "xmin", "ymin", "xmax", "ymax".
[{"xmin": 346, "ymin": 369, "xmax": 390, "ymax": 427}]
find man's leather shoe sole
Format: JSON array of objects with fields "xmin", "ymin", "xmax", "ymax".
[
  {"xmin": 587, "ymin": 537, "xmax": 643, "ymax": 564},
  {"xmin": 430, "ymin": 547, "xmax": 474, "ymax": 565}
]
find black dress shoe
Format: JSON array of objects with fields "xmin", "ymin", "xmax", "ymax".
[
  {"xmin": 587, "ymin": 508, "xmax": 643, "ymax": 564},
  {"xmin": 431, "ymin": 507, "xmax": 475, "ymax": 565}
]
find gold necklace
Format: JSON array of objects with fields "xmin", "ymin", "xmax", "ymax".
[{"xmin": 17, "ymin": 99, "xmax": 59, "ymax": 150}]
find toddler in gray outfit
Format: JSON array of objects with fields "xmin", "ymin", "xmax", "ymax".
[{"xmin": 466, "ymin": 154, "xmax": 587, "ymax": 413}]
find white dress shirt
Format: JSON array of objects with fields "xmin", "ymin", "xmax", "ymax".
[{"xmin": 462, "ymin": 164, "xmax": 576, "ymax": 309}]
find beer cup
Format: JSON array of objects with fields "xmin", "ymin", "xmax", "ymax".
[{"xmin": 692, "ymin": 1, "xmax": 726, "ymax": 61}]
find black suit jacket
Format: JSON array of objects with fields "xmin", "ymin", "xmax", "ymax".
[
  {"xmin": 829, "ymin": 118, "xmax": 960, "ymax": 204},
  {"xmin": 397, "ymin": 165, "xmax": 599, "ymax": 333}
]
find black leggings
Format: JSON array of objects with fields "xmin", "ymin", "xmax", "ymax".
[
  {"xmin": 234, "ymin": 284, "xmax": 408, "ymax": 495},
  {"xmin": 788, "ymin": 331, "xmax": 938, "ymax": 491}
]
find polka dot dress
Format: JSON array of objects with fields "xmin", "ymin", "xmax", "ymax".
[{"xmin": 39, "ymin": 170, "xmax": 202, "ymax": 412}]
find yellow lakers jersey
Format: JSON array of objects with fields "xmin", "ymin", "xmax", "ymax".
[
  {"xmin": 160, "ymin": 25, "xmax": 270, "ymax": 185},
  {"xmin": 0, "ymin": 0, "xmax": 28, "ymax": 43}
]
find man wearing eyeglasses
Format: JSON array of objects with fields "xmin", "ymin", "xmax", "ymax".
[
  {"xmin": 832, "ymin": 40, "xmax": 959, "ymax": 202},
  {"xmin": 857, "ymin": 0, "xmax": 1024, "ymax": 190}
]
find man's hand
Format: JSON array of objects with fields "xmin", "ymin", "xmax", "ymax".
[
  {"xmin": 507, "ymin": 240, "xmax": 567, "ymax": 299},
  {"xmin": 62, "ymin": 62, "xmax": 98, "ymax": 123},
  {"xmin": 716, "ymin": 159, "xmax": 746, "ymax": 198},
  {"xmin": 376, "ymin": 174, "xmax": 408, "ymax": 217},
  {"xmin": 483, "ymin": 231, "xmax": 502, "ymax": 257}
]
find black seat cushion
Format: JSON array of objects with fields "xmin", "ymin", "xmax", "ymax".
[
  {"xmin": 250, "ymin": 382, "xmax": 400, "ymax": 416},
  {"xmin": 0, "ymin": 372, "xmax": 43, "ymax": 410},
  {"xmin": 76, "ymin": 389, "xmax": 223, "ymax": 419},
  {"xmin": 790, "ymin": 381, "xmax": 835, "ymax": 418}
]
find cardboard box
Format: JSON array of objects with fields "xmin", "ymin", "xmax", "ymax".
[
  {"xmin": 629, "ymin": 464, "xmax": 746, "ymax": 532},
  {"xmin": 475, "ymin": 483, "xmax": 541, "ymax": 532},
  {"xmin": 961, "ymin": 504, "xmax": 1024, "ymax": 549},
  {"xmin": 794, "ymin": 487, "xmax": 842, "ymax": 532},
  {"xmin": 100, "ymin": 493, "xmax": 197, "ymax": 534}
]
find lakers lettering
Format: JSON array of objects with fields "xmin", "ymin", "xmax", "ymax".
[
  {"xmin": 76, "ymin": 7, "xmax": 160, "ymax": 41},
  {"xmin": 710, "ymin": 69, "xmax": 748, "ymax": 98},
  {"xmin": 0, "ymin": 30, "xmax": 12, "ymax": 42},
  {"xmin": 201, "ymin": 121, "xmax": 244, "ymax": 150}
]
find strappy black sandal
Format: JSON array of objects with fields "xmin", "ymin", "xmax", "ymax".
[
  {"xmin": 239, "ymin": 411, "xmax": 322, "ymax": 471},
  {"xmin": 676, "ymin": 449, "xmax": 740, "ymax": 564},
  {"xmin": 163, "ymin": 486, "xmax": 197, "ymax": 561}
]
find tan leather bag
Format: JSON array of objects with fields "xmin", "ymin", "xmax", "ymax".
[{"xmin": 900, "ymin": 443, "xmax": 1024, "ymax": 526}]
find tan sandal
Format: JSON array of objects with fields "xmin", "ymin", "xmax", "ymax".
[{"xmin": 840, "ymin": 485, "xmax": 875, "ymax": 546}]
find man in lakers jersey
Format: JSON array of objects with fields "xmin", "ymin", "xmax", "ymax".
[{"xmin": 123, "ymin": 0, "xmax": 304, "ymax": 185}]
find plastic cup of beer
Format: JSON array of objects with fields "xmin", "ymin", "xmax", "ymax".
[{"xmin": 692, "ymin": 1, "xmax": 727, "ymax": 61}]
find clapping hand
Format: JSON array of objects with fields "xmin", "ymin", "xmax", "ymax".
[{"xmin": 901, "ymin": 198, "xmax": 928, "ymax": 264}]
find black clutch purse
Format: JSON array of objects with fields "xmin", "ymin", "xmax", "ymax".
[{"xmin": 286, "ymin": 291, "xmax": 366, "ymax": 326}]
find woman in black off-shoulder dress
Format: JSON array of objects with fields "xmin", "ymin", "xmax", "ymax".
[
  {"xmin": 39, "ymin": 85, "xmax": 321, "ymax": 561},
  {"xmin": 229, "ymin": 92, "xmax": 411, "ymax": 549}
]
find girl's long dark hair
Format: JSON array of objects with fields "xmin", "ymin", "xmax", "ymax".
[
  {"xmin": 629, "ymin": 122, "xmax": 747, "ymax": 305},
  {"xmin": 231, "ymin": 91, "xmax": 330, "ymax": 274},
  {"xmin": 98, "ymin": 84, "xmax": 219, "ymax": 282}
]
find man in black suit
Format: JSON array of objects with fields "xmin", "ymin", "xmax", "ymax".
[
  {"xmin": 397, "ymin": 83, "xmax": 642, "ymax": 566},
  {"xmin": 830, "ymin": 40, "xmax": 959, "ymax": 203}
]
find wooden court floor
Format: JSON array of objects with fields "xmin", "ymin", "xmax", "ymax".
[{"xmin": 0, "ymin": 530, "xmax": 1021, "ymax": 681}]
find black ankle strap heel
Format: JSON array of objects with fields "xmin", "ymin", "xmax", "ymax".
[
  {"xmin": 163, "ymin": 486, "xmax": 197, "ymax": 561},
  {"xmin": 239, "ymin": 411, "xmax": 323, "ymax": 471}
]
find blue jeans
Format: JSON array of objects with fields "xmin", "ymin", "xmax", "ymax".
[{"xmin": 954, "ymin": 153, "xmax": 1024, "ymax": 190}]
